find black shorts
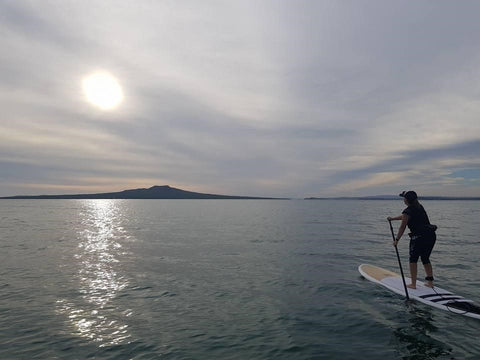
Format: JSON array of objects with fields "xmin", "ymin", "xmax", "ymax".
[{"xmin": 409, "ymin": 233, "xmax": 436, "ymax": 264}]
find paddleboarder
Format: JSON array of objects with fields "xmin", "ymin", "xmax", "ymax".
[{"xmin": 387, "ymin": 191, "xmax": 437, "ymax": 289}]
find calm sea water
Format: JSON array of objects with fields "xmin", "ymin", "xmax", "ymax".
[{"xmin": 1, "ymin": 199, "xmax": 479, "ymax": 360}]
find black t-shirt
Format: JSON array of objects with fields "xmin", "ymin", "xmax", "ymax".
[{"xmin": 402, "ymin": 204, "xmax": 431, "ymax": 235}]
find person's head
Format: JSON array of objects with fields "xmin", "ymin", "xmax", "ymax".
[{"xmin": 399, "ymin": 190, "xmax": 419, "ymax": 206}]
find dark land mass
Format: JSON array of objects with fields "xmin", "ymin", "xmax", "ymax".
[
  {"xmin": 305, "ymin": 195, "xmax": 480, "ymax": 200},
  {"xmin": 0, "ymin": 185, "xmax": 287, "ymax": 200}
]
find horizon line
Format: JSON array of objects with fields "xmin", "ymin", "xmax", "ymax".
[{"xmin": 1, "ymin": 185, "xmax": 479, "ymax": 200}]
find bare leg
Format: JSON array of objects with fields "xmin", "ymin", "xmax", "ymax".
[
  {"xmin": 424, "ymin": 263, "xmax": 434, "ymax": 288},
  {"xmin": 408, "ymin": 263, "xmax": 417, "ymax": 289}
]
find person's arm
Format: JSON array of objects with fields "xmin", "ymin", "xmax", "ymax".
[
  {"xmin": 393, "ymin": 214, "xmax": 409, "ymax": 246},
  {"xmin": 387, "ymin": 215, "xmax": 403, "ymax": 221}
]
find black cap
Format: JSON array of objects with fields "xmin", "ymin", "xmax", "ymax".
[{"xmin": 399, "ymin": 191, "xmax": 418, "ymax": 202}]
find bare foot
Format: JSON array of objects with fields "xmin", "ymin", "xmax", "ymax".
[
  {"xmin": 407, "ymin": 284, "xmax": 416, "ymax": 289},
  {"xmin": 424, "ymin": 281, "xmax": 434, "ymax": 288}
]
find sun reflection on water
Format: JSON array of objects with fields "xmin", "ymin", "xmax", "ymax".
[{"xmin": 56, "ymin": 200, "xmax": 132, "ymax": 347}]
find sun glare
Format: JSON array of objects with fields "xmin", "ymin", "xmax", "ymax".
[{"xmin": 82, "ymin": 72, "xmax": 124, "ymax": 110}]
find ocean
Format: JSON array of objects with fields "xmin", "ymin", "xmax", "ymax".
[{"xmin": 1, "ymin": 199, "xmax": 479, "ymax": 359}]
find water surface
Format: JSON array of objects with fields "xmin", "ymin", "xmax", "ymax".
[{"xmin": 1, "ymin": 199, "xmax": 479, "ymax": 359}]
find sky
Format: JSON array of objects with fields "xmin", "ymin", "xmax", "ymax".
[{"xmin": 1, "ymin": 0, "xmax": 480, "ymax": 198}]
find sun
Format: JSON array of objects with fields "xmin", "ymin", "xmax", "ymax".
[{"xmin": 82, "ymin": 71, "xmax": 124, "ymax": 110}]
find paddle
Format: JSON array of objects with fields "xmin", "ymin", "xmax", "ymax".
[{"xmin": 388, "ymin": 220, "xmax": 410, "ymax": 300}]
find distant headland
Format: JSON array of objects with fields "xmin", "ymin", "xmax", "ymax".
[
  {"xmin": 305, "ymin": 195, "xmax": 480, "ymax": 200},
  {"xmin": 0, "ymin": 185, "xmax": 288, "ymax": 200},
  {"xmin": 1, "ymin": 186, "xmax": 478, "ymax": 200}
]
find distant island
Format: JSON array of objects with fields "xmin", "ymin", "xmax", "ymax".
[
  {"xmin": 1, "ymin": 186, "xmax": 477, "ymax": 200},
  {"xmin": 305, "ymin": 195, "xmax": 480, "ymax": 200},
  {"xmin": 0, "ymin": 185, "xmax": 287, "ymax": 200}
]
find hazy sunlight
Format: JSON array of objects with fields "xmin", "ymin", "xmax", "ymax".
[{"xmin": 82, "ymin": 72, "xmax": 124, "ymax": 110}]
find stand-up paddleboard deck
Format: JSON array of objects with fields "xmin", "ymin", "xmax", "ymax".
[{"xmin": 359, "ymin": 264, "xmax": 480, "ymax": 320}]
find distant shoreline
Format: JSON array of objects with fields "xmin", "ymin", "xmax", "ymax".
[
  {"xmin": 0, "ymin": 185, "xmax": 288, "ymax": 200},
  {"xmin": 0, "ymin": 185, "xmax": 478, "ymax": 200},
  {"xmin": 305, "ymin": 197, "xmax": 480, "ymax": 201}
]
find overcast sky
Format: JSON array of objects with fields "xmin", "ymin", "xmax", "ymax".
[{"xmin": 1, "ymin": 0, "xmax": 480, "ymax": 197}]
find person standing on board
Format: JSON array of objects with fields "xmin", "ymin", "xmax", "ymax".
[{"xmin": 387, "ymin": 191, "xmax": 437, "ymax": 289}]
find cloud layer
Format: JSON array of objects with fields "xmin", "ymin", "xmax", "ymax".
[{"xmin": 1, "ymin": 0, "xmax": 480, "ymax": 197}]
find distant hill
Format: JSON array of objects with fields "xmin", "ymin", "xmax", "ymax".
[
  {"xmin": 0, "ymin": 185, "xmax": 287, "ymax": 200},
  {"xmin": 305, "ymin": 195, "xmax": 480, "ymax": 200}
]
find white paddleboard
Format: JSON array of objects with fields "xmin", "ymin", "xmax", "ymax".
[{"xmin": 359, "ymin": 264, "xmax": 480, "ymax": 320}]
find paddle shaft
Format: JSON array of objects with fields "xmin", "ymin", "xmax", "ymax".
[{"xmin": 388, "ymin": 220, "xmax": 410, "ymax": 300}]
